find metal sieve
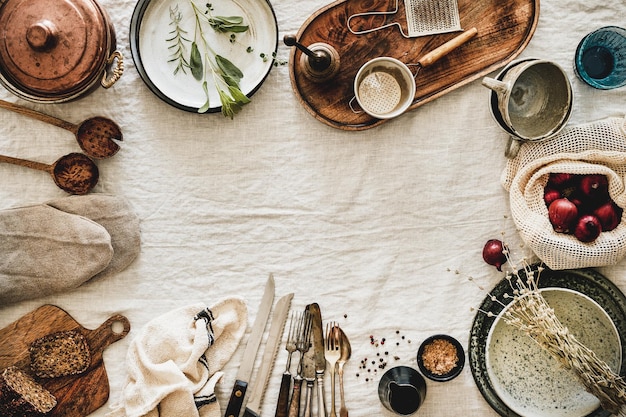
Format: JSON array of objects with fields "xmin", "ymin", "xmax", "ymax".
[
  {"xmin": 347, "ymin": 0, "xmax": 461, "ymax": 38},
  {"xmin": 358, "ymin": 72, "xmax": 403, "ymax": 115},
  {"xmin": 351, "ymin": 29, "xmax": 478, "ymax": 119}
]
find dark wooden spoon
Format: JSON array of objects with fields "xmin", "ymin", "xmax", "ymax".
[
  {"xmin": 0, "ymin": 99, "xmax": 121, "ymax": 159},
  {"xmin": 0, "ymin": 152, "xmax": 99, "ymax": 194}
]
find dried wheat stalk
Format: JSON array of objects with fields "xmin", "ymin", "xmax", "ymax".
[{"xmin": 502, "ymin": 266, "xmax": 626, "ymax": 416}]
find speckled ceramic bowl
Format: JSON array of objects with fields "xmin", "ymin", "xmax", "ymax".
[{"xmin": 486, "ymin": 287, "xmax": 621, "ymax": 417}]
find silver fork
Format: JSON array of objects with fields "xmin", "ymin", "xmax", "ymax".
[
  {"xmin": 275, "ymin": 311, "xmax": 298, "ymax": 417},
  {"xmin": 325, "ymin": 322, "xmax": 341, "ymax": 417},
  {"xmin": 288, "ymin": 310, "xmax": 312, "ymax": 417}
]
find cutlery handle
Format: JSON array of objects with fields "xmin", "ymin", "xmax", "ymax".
[
  {"xmin": 0, "ymin": 98, "xmax": 77, "ymax": 133},
  {"xmin": 287, "ymin": 377, "xmax": 303, "ymax": 417},
  {"xmin": 303, "ymin": 381, "xmax": 314, "ymax": 417},
  {"xmin": 275, "ymin": 373, "xmax": 292, "ymax": 417},
  {"xmin": 316, "ymin": 374, "xmax": 327, "ymax": 417},
  {"xmin": 224, "ymin": 379, "xmax": 248, "ymax": 417},
  {"xmin": 0, "ymin": 154, "xmax": 51, "ymax": 173},
  {"xmin": 338, "ymin": 368, "xmax": 347, "ymax": 417}
]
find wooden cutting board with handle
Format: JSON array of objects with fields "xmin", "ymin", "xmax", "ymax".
[{"xmin": 0, "ymin": 304, "xmax": 131, "ymax": 416}]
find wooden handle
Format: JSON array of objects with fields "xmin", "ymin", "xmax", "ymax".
[
  {"xmin": 275, "ymin": 373, "xmax": 292, "ymax": 417},
  {"xmin": 0, "ymin": 154, "xmax": 52, "ymax": 172},
  {"xmin": 287, "ymin": 377, "xmax": 303, "ymax": 417},
  {"xmin": 224, "ymin": 379, "xmax": 248, "ymax": 417},
  {"xmin": 418, "ymin": 27, "xmax": 478, "ymax": 68},
  {"xmin": 0, "ymin": 98, "xmax": 77, "ymax": 132},
  {"xmin": 91, "ymin": 315, "xmax": 131, "ymax": 350}
]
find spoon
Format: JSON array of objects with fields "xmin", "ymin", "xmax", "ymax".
[
  {"xmin": 0, "ymin": 152, "xmax": 99, "ymax": 195},
  {"xmin": 336, "ymin": 326, "xmax": 351, "ymax": 417},
  {"xmin": 0, "ymin": 99, "xmax": 122, "ymax": 159}
]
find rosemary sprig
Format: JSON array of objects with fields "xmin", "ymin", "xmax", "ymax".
[{"xmin": 166, "ymin": 5, "xmax": 191, "ymax": 75}]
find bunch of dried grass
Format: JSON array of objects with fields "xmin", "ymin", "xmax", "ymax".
[{"xmin": 501, "ymin": 264, "xmax": 626, "ymax": 416}]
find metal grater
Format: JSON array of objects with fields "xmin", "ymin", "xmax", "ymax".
[
  {"xmin": 404, "ymin": 0, "xmax": 461, "ymax": 37},
  {"xmin": 347, "ymin": 0, "xmax": 461, "ymax": 39}
]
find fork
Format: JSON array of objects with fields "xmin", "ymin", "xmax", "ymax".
[
  {"xmin": 325, "ymin": 322, "xmax": 341, "ymax": 417},
  {"xmin": 287, "ymin": 310, "xmax": 312, "ymax": 417},
  {"xmin": 275, "ymin": 311, "xmax": 298, "ymax": 417}
]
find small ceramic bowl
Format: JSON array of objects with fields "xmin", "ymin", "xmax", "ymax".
[{"xmin": 417, "ymin": 334, "xmax": 465, "ymax": 382}]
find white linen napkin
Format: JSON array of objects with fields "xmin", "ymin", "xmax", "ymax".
[{"xmin": 107, "ymin": 298, "xmax": 247, "ymax": 417}]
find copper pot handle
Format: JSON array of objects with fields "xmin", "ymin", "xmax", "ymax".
[{"xmin": 101, "ymin": 51, "xmax": 124, "ymax": 89}]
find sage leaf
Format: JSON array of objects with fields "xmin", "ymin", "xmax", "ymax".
[
  {"xmin": 198, "ymin": 81, "xmax": 211, "ymax": 113},
  {"xmin": 216, "ymin": 55, "xmax": 243, "ymax": 85},
  {"xmin": 190, "ymin": 42, "xmax": 203, "ymax": 81},
  {"xmin": 228, "ymin": 85, "xmax": 251, "ymax": 105},
  {"xmin": 214, "ymin": 16, "xmax": 244, "ymax": 24}
]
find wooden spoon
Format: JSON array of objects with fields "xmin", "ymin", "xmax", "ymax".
[
  {"xmin": 0, "ymin": 152, "xmax": 99, "ymax": 195},
  {"xmin": 0, "ymin": 99, "xmax": 121, "ymax": 159}
]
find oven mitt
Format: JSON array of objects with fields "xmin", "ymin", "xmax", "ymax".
[
  {"xmin": 46, "ymin": 194, "xmax": 141, "ymax": 280},
  {"xmin": 0, "ymin": 204, "xmax": 113, "ymax": 305},
  {"xmin": 107, "ymin": 298, "xmax": 248, "ymax": 417}
]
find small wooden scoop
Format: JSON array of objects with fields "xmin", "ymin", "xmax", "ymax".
[
  {"xmin": 0, "ymin": 152, "xmax": 99, "ymax": 195},
  {"xmin": 0, "ymin": 99, "xmax": 121, "ymax": 159}
]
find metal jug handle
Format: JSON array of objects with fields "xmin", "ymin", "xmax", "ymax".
[
  {"xmin": 101, "ymin": 51, "xmax": 124, "ymax": 89},
  {"xmin": 505, "ymin": 136, "xmax": 522, "ymax": 159}
]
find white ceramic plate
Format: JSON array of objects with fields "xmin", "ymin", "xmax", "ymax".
[
  {"xmin": 130, "ymin": 0, "xmax": 278, "ymax": 112},
  {"xmin": 486, "ymin": 288, "xmax": 621, "ymax": 417}
]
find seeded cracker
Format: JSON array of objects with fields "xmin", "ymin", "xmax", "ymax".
[
  {"xmin": 30, "ymin": 330, "xmax": 91, "ymax": 378},
  {"xmin": 0, "ymin": 366, "xmax": 57, "ymax": 416}
]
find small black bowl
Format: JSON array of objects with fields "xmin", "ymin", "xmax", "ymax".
[{"xmin": 417, "ymin": 334, "xmax": 465, "ymax": 382}]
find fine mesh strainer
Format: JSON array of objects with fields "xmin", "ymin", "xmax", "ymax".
[
  {"xmin": 347, "ymin": 0, "xmax": 461, "ymax": 38},
  {"xmin": 351, "ymin": 29, "xmax": 478, "ymax": 119}
]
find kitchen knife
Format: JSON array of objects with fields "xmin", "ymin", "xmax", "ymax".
[
  {"xmin": 309, "ymin": 303, "xmax": 327, "ymax": 417},
  {"xmin": 224, "ymin": 274, "xmax": 275, "ymax": 417},
  {"xmin": 243, "ymin": 292, "xmax": 294, "ymax": 417}
]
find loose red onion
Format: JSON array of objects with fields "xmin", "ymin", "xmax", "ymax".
[
  {"xmin": 548, "ymin": 198, "xmax": 578, "ymax": 233},
  {"xmin": 482, "ymin": 239, "xmax": 508, "ymax": 271},
  {"xmin": 593, "ymin": 201, "xmax": 622, "ymax": 232},
  {"xmin": 548, "ymin": 173, "xmax": 574, "ymax": 187},
  {"xmin": 579, "ymin": 174, "xmax": 609, "ymax": 202},
  {"xmin": 574, "ymin": 214, "xmax": 602, "ymax": 242},
  {"xmin": 544, "ymin": 188, "xmax": 561, "ymax": 207}
]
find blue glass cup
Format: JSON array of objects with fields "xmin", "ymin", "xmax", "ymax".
[{"xmin": 575, "ymin": 26, "xmax": 626, "ymax": 89}]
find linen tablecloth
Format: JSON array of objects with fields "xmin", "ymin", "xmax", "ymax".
[{"xmin": 1, "ymin": 0, "xmax": 625, "ymax": 416}]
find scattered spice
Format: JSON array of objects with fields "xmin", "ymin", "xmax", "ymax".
[
  {"xmin": 421, "ymin": 338, "xmax": 458, "ymax": 375},
  {"xmin": 357, "ymin": 331, "xmax": 413, "ymax": 380}
]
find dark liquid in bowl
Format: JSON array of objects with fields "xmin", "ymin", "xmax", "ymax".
[
  {"xmin": 389, "ymin": 382, "xmax": 421, "ymax": 415},
  {"xmin": 582, "ymin": 46, "xmax": 614, "ymax": 79}
]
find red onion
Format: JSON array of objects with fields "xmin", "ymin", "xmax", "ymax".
[
  {"xmin": 579, "ymin": 174, "xmax": 609, "ymax": 201},
  {"xmin": 574, "ymin": 214, "xmax": 602, "ymax": 242},
  {"xmin": 548, "ymin": 198, "xmax": 578, "ymax": 233},
  {"xmin": 544, "ymin": 188, "xmax": 561, "ymax": 207},
  {"xmin": 548, "ymin": 173, "xmax": 574, "ymax": 187},
  {"xmin": 482, "ymin": 239, "xmax": 508, "ymax": 271},
  {"xmin": 593, "ymin": 201, "xmax": 622, "ymax": 232}
]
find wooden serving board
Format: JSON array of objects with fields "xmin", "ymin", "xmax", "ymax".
[
  {"xmin": 0, "ymin": 304, "xmax": 131, "ymax": 417},
  {"xmin": 289, "ymin": 0, "xmax": 539, "ymax": 130}
]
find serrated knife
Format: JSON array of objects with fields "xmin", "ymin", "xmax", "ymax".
[
  {"xmin": 224, "ymin": 274, "xmax": 275, "ymax": 417},
  {"xmin": 243, "ymin": 292, "xmax": 294, "ymax": 417}
]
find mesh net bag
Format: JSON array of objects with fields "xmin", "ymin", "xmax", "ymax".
[{"xmin": 502, "ymin": 115, "xmax": 626, "ymax": 270}]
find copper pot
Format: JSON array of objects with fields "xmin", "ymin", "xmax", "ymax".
[{"xmin": 0, "ymin": 0, "xmax": 124, "ymax": 103}]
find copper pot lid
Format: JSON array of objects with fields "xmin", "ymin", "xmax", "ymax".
[{"xmin": 0, "ymin": 0, "xmax": 113, "ymax": 100}]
